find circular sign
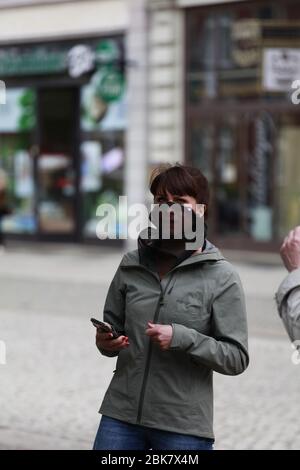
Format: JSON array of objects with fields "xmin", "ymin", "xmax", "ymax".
[
  {"xmin": 67, "ymin": 44, "xmax": 95, "ymax": 78},
  {"xmin": 96, "ymin": 40, "xmax": 120, "ymax": 64},
  {"xmin": 96, "ymin": 69, "xmax": 125, "ymax": 103}
]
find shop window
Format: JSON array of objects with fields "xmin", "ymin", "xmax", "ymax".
[
  {"xmin": 190, "ymin": 121, "xmax": 214, "ymax": 183},
  {"xmin": 215, "ymin": 120, "xmax": 240, "ymax": 236},
  {"xmin": 0, "ymin": 87, "xmax": 36, "ymax": 234},
  {"xmin": 37, "ymin": 87, "xmax": 77, "ymax": 235},
  {"xmin": 186, "ymin": 0, "xmax": 300, "ymax": 246},
  {"xmin": 277, "ymin": 113, "xmax": 300, "ymax": 239},
  {"xmin": 80, "ymin": 66, "xmax": 127, "ymax": 239},
  {"xmin": 186, "ymin": 0, "xmax": 300, "ymax": 103},
  {"xmin": 246, "ymin": 112, "xmax": 274, "ymax": 242},
  {"xmin": 188, "ymin": 111, "xmax": 275, "ymax": 242}
]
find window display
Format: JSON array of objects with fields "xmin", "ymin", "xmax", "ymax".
[
  {"xmin": 0, "ymin": 88, "xmax": 36, "ymax": 234},
  {"xmin": 186, "ymin": 0, "xmax": 300, "ymax": 248},
  {"xmin": 0, "ymin": 35, "xmax": 126, "ymax": 242},
  {"xmin": 80, "ymin": 64, "xmax": 126, "ymax": 239}
]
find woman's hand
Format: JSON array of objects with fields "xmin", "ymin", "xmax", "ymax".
[
  {"xmin": 96, "ymin": 330, "xmax": 129, "ymax": 352},
  {"xmin": 145, "ymin": 321, "xmax": 173, "ymax": 350}
]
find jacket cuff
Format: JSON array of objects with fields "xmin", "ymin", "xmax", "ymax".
[
  {"xmin": 169, "ymin": 323, "xmax": 198, "ymax": 350},
  {"xmin": 275, "ymin": 267, "xmax": 300, "ymax": 309}
]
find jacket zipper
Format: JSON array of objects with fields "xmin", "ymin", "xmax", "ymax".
[{"xmin": 135, "ymin": 270, "xmax": 175, "ymax": 425}]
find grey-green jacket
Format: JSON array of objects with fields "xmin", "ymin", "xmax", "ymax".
[{"xmin": 97, "ymin": 240, "xmax": 249, "ymax": 439}]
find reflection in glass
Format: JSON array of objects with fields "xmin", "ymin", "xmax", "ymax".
[
  {"xmin": 37, "ymin": 153, "xmax": 75, "ymax": 233},
  {"xmin": 37, "ymin": 88, "xmax": 76, "ymax": 234},
  {"xmin": 277, "ymin": 114, "xmax": 300, "ymax": 239},
  {"xmin": 80, "ymin": 135, "xmax": 124, "ymax": 238},
  {"xmin": 80, "ymin": 68, "xmax": 126, "ymax": 239},
  {"xmin": 0, "ymin": 88, "xmax": 36, "ymax": 233},
  {"xmin": 246, "ymin": 112, "xmax": 274, "ymax": 241},
  {"xmin": 215, "ymin": 121, "xmax": 240, "ymax": 235},
  {"xmin": 190, "ymin": 122, "xmax": 214, "ymax": 183}
]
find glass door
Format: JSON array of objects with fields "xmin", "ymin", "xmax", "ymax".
[
  {"xmin": 0, "ymin": 87, "xmax": 37, "ymax": 235},
  {"xmin": 276, "ymin": 112, "xmax": 300, "ymax": 240},
  {"xmin": 36, "ymin": 87, "xmax": 78, "ymax": 239},
  {"xmin": 214, "ymin": 113, "xmax": 244, "ymax": 238},
  {"xmin": 189, "ymin": 112, "xmax": 245, "ymax": 241},
  {"xmin": 188, "ymin": 109, "xmax": 277, "ymax": 247}
]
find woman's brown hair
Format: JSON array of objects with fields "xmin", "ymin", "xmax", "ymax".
[{"xmin": 149, "ymin": 163, "xmax": 209, "ymax": 218}]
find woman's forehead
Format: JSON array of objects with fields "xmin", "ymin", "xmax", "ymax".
[{"xmin": 155, "ymin": 190, "xmax": 191, "ymax": 198}]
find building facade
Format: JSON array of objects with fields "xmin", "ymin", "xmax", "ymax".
[
  {"xmin": 0, "ymin": 0, "xmax": 129, "ymax": 242},
  {"xmin": 183, "ymin": 0, "xmax": 300, "ymax": 251},
  {"xmin": 1, "ymin": 0, "xmax": 300, "ymax": 251},
  {"xmin": 149, "ymin": 0, "xmax": 300, "ymax": 252}
]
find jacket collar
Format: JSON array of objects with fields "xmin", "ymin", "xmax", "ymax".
[
  {"xmin": 137, "ymin": 225, "xmax": 203, "ymax": 272},
  {"xmin": 121, "ymin": 231, "xmax": 225, "ymax": 270}
]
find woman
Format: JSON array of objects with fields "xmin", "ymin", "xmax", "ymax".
[{"xmin": 93, "ymin": 163, "xmax": 249, "ymax": 450}]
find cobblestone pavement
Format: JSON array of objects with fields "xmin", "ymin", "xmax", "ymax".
[{"xmin": 0, "ymin": 243, "xmax": 299, "ymax": 450}]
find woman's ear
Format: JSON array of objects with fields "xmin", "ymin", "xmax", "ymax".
[{"xmin": 195, "ymin": 203, "xmax": 206, "ymax": 218}]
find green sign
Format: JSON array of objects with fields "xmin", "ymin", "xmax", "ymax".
[
  {"xmin": 0, "ymin": 39, "xmax": 122, "ymax": 78},
  {"xmin": 95, "ymin": 40, "xmax": 120, "ymax": 64},
  {"xmin": 96, "ymin": 69, "xmax": 125, "ymax": 103},
  {"xmin": 0, "ymin": 49, "xmax": 66, "ymax": 77}
]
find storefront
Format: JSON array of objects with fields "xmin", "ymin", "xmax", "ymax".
[
  {"xmin": 0, "ymin": 36, "xmax": 126, "ymax": 242},
  {"xmin": 185, "ymin": 0, "xmax": 300, "ymax": 251}
]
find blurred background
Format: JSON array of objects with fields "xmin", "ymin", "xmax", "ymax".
[{"xmin": 1, "ymin": 0, "xmax": 300, "ymax": 450}]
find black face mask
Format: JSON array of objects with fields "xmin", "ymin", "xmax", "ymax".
[
  {"xmin": 148, "ymin": 202, "xmax": 207, "ymax": 244},
  {"xmin": 137, "ymin": 205, "xmax": 207, "ymax": 270}
]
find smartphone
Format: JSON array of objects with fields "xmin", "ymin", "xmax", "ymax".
[{"xmin": 90, "ymin": 318, "xmax": 120, "ymax": 339}]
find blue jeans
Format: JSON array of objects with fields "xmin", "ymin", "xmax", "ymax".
[{"xmin": 93, "ymin": 415, "xmax": 214, "ymax": 450}]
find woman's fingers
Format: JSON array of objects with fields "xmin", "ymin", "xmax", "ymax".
[
  {"xmin": 96, "ymin": 330, "xmax": 112, "ymax": 340},
  {"xmin": 109, "ymin": 336, "xmax": 129, "ymax": 348},
  {"xmin": 145, "ymin": 326, "xmax": 161, "ymax": 345},
  {"xmin": 96, "ymin": 334, "xmax": 129, "ymax": 351},
  {"xmin": 145, "ymin": 324, "xmax": 173, "ymax": 350}
]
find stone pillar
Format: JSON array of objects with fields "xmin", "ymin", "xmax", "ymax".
[
  {"xmin": 125, "ymin": 0, "xmax": 149, "ymax": 251},
  {"xmin": 125, "ymin": 0, "xmax": 184, "ymax": 252},
  {"xmin": 147, "ymin": 0, "xmax": 184, "ymax": 168}
]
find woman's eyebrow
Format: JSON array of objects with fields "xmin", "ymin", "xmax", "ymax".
[{"xmin": 173, "ymin": 195, "xmax": 189, "ymax": 201}]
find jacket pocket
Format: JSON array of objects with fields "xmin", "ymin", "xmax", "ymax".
[
  {"xmin": 176, "ymin": 291, "xmax": 203, "ymax": 312},
  {"xmin": 108, "ymin": 346, "xmax": 138, "ymax": 401},
  {"xmin": 173, "ymin": 292, "xmax": 210, "ymax": 330},
  {"xmin": 113, "ymin": 346, "xmax": 131, "ymax": 373}
]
